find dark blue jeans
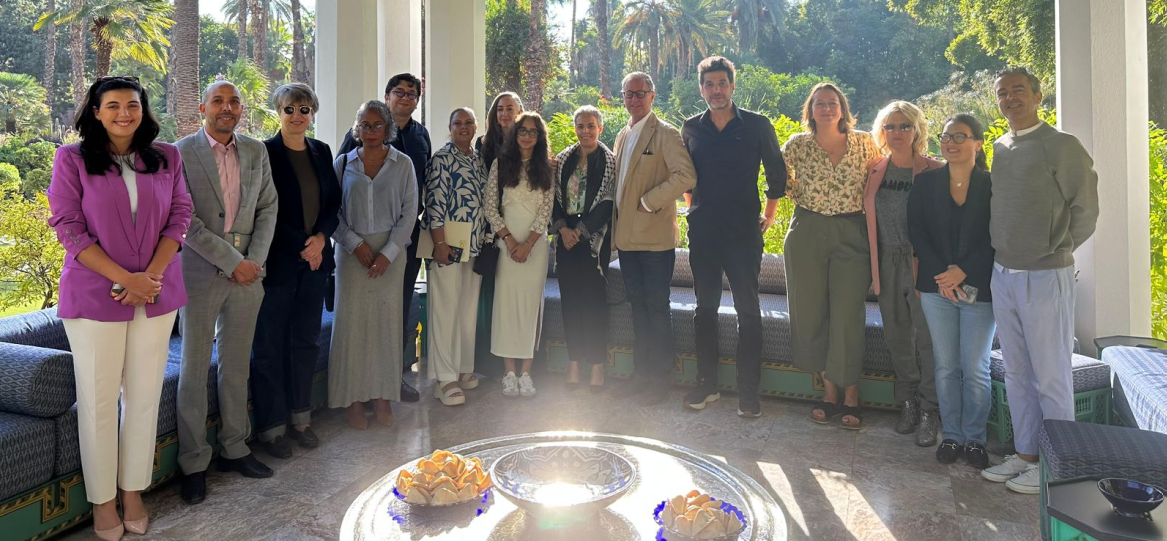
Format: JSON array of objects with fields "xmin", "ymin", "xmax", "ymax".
[
  {"xmin": 690, "ymin": 232, "xmax": 763, "ymax": 394},
  {"xmin": 618, "ymin": 249, "xmax": 676, "ymax": 381}
]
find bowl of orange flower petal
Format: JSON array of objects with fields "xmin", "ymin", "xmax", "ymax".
[
  {"xmin": 392, "ymin": 450, "xmax": 493, "ymax": 507},
  {"xmin": 654, "ymin": 490, "xmax": 747, "ymax": 540}
]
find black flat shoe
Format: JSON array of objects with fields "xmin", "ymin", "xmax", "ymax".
[
  {"xmin": 936, "ymin": 439, "xmax": 963, "ymax": 464},
  {"xmin": 216, "ymin": 454, "xmax": 274, "ymax": 478},
  {"xmin": 965, "ymin": 442, "xmax": 989, "ymax": 469},
  {"xmin": 288, "ymin": 426, "xmax": 319, "ymax": 449},
  {"xmin": 262, "ymin": 436, "xmax": 293, "ymax": 459},
  {"xmin": 400, "ymin": 381, "xmax": 420, "ymax": 403},
  {"xmin": 180, "ymin": 471, "xmax": 206, "ymax": 505}
]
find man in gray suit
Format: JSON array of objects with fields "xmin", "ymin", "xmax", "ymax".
[{"xmin": 175, "ymin": 81, "xmax": 279, "ymax": 505}]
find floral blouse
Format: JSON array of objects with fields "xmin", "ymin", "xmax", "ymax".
[
  {"xmin": 484, "ymin": 160, "xmax": 554, "ymax": 238},
  {"xmin": 782, "ymin": 130, "xmax": 881, "ymax": 215},
  {"xmin": 423, "ymin": 141, "xmax": 487, "ymax": 257}
]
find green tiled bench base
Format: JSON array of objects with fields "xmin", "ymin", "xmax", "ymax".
[
  {"xmin": 543, "ymin": 342, "xmax": 900, "ymax": 409},
  {"xmin": 986, "ymin": 380, "xmax": 1111, "ymax": 443}
]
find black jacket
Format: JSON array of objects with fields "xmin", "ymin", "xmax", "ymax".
[
  {"xmin": 262, "ymin": 132, "xmax": 342, "ymax": 284},
  {"xmin": 907, "ymin": 165, "xmax": 994, "ymax": 301}
]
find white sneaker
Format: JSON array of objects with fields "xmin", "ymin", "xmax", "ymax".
[
  {"xmin": 518, "ymin": 373, "xmax": 536, "ymax": 397},
  {"xmin": 1005, "ymin": 463, "xmax": 1041, "ymax": 494},
  {"xmin": 502, "ymin": 372, "xmax": 519, "ymax": 397},
  {"xmin": 981, "ymin": 454, "xmax": 1036, "ymax": 483}
]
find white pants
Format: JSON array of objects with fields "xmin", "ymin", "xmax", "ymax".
[
  {"xmin": 427, "ymin": 259, "xmax": 481, "ymax": 382},
  {"xmin": 64, "ymin": 307, "xmax": 177, "ymax": 504}
]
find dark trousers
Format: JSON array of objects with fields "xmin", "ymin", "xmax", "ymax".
[
  {"xmin": 690, "ymin": 231, "xmax": 763, "ymax": 394},
  {"xmin": 250, "ymin": 266, "xmax": 327, "ymax": 439},
  {"xmin": 556, "ymin": 237, "xmax": 610, "ymax": 365},
  {"xmin": 618, "ymin": 249, "xmax": 676, "ymax": 381},
  {"xmin": 401, "ymin": 222, "xmax": 423, "ymax": 371}
]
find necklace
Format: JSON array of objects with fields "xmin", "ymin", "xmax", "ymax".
[{"xmin": 956, "ymin": 182, "xmax": 963, "ymax": 187}]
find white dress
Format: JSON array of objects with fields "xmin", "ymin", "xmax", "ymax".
[{"xmin": 485, "ymin": 163, "xmax": 553, "ymax": 359}]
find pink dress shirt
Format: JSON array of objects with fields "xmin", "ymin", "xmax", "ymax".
[{"xmin": 204, "ymin": 130, "xmax": 242, "ymax": 233}]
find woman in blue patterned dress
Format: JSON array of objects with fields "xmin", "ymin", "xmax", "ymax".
[{"xmin": 425, "ymin": 108, "xmax": 488, "ymax": 405}]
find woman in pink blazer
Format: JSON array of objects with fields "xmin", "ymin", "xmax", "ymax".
[{"xmin": 47, "ymin": 76, "xmax": 192, "ymax": 541}]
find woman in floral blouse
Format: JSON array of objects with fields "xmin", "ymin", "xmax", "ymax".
[
  {"xmin": 425, "ymin": 107, "xmax": 487, "ymax": 405},
  {"xmin": 782, "ymin": 82, "xmax": 882, "ymax": 429}
]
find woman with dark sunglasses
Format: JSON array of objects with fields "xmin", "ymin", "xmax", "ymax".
[{"xmin": 250, "ymin": 83, "xmax": 342, "ymax": 456}]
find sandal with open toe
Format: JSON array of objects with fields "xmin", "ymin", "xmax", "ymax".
[
  {"xmin": 435, "ymin": 382, "xmax": 466, "ymax": 406},
  {"xmin": 840, "ymin": 405, "xmax": 864, "ymax": 430},
  {"xmin": 458, "ymin": 373, "xmax": 480, "ymax": 390},
  {"xmin": 811, "ymin": 400, "xmax": 840, "ymax": 425}
]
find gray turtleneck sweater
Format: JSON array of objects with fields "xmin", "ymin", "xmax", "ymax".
[{"xmin": 990, "ymin": 123, "xmax": 1099, "ymax": 270}]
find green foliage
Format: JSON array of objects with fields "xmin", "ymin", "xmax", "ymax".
[
  {"xmin": 21, "ymin": 168, "xmax": 50, "ymax": 198},
  {"xmin": 200, "ymin": 15, "xmax": 239, "ymax": 83},
  {"xmin": 221, "ymin": 59, "xmax": 279, "ymax": 138},
  {"xmin": 486, "ymin": 0, "xmax": 530, "ymax": 102},
  {"xmin": 0, "ymin": 73, "xmax": 51, "ymax": 134},
  {"xmin": 759, "ymin": 115, "xmax": 803, "ymax": 254},
  {"xmin": 0, "ymin": 192, "xmax": 64, "ymax": 310},
  {"xmin": 668, "ymin": 65, "xmax": 843, "ymax": 121},
  {"xmin": 0, "ymin": 137, "xmax": 56, "ymax": 180},
  {"xmin": 37, "ymin": 0, "xmax": 176, "ymax": 74},
  {"xmin": 0, "ymin": 163, "xmax": 20, "ymax": 194},
  {"xmin": 1150, "ymin": 124, "xmax": 1167, "ymax": 339}
]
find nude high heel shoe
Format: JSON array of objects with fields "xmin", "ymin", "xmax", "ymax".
[
  {"xmin": 94, "ymin": 523, "xmax": 125, "ymax": 541},
  {"xmin": 123, "ymin": 513, "xmax": 148, "ymax": 535}
]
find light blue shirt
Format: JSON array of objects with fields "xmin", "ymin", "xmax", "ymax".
[{"xmin": 333, "ymin": 147, "xmax": 418, "ymax": 263}]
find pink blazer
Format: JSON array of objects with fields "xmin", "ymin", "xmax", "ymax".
[
  {"xmin": 863, "ymin": 154, "xmax": 944, "ymax": 295},
  {"xmin": 47, "ymin": 143, "xmax": 194, "ymax": 321}
]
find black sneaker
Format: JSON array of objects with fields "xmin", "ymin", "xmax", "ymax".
[
  {"xmin": 965, "ymin": 442, "xmax": 989, "ymax": 469},
  {"xmin": 935, "ymin": 439, "xmax": 963, "ymax": 464},
  {"xmin": 737, "ymin": 393, "xmax": 762, "ymax": 418},
  {"xmin": 683, "ymin": 383, "xmax": 720, "ymax": 411}
]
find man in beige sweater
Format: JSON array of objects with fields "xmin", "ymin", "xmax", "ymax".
[{"xmin": 612, "ymin": 72, "xmax": 697, "ymax": 405}]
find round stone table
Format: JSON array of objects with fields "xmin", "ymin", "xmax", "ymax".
[{"xmin": 341, "ymin": 431, "xmax": 786, "ymax": 540}]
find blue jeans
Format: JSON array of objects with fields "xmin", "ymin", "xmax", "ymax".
[
  {"xmin": 919, "ymin": 293, "xmax": 996, "ymax": 445},
  {"xmin": 618, "ymin": 249, "xmax": 676, "ymax": 381}
]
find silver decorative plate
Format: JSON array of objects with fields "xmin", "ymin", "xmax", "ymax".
[{"xmin": 490, "ymin": 444, "xmax": 637, "ymax": 523}]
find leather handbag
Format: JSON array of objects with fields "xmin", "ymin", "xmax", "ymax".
[{"xmin": 473, "ymin": 173, "xmax": 505, "ymax": 277}]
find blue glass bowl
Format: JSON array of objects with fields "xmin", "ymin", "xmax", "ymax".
[
  {"xmin": 1097, "ymin": 478, "xmax": 1165, "ymax": 518},
  {"xmin": 654, "ymin": 498, "xmax": 747, "ymax": 540},
  {"xmin": 489, "ymin": 444, "xmax": 637, "ymax": 522}
]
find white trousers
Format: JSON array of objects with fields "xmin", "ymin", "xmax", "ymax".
[
  {"xmin": 63, "ymin": 307, "xmax": 177, "ymax": 504},
  {"xmin": 427, "ymin": 259, "xmax": 481, "ymax": 382}
]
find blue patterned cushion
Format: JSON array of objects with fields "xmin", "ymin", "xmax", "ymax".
[
  {"xmin": 758, "ymin": 254, "xmax": 786, "ymax": 295},
  {"xmin": 991, "ymin": 334, "xmax": 1081, "ymax": 354},
  {"xmin": 0, "ymin": 411, "xmax": 56, "ymax": 500},
  {"xmin": 0, "ymin": 307, "xmax": 70, "ymax": 351},
  {"xmin": 54, "ymin": 404, "xmax": 81, "ymax": 476},
  {"xmin": 0, "ymin": 343, "xmax": 76, "ymax": 418},
  {"xmin": 989, "ymin": 350, "xmax": 1110, "ymax": 392},
  {"xmin": 1039, "ymin": 419, "xmax": 1167, "ymax": 488},
  {"xmin": 1104, "ymin": 346, "xmax": 1167, "ymax": 434}
]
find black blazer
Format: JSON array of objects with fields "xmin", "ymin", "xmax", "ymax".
[
  {"xmin": 907, "ymin": 165, "xmax": 994, "ymax": 301},
  {"xmin": 552, "ymin": 145, "xmax": 615, "ymax": 238},
  {"xmin": 263, "ymin": 132, "xmax": 342, "ymax": 284}
]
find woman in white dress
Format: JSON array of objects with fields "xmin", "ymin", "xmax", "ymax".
[{"xmin": 484, "ymin": 112, "xmax": 555, "ymax": 398}]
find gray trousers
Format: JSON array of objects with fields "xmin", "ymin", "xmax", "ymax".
[
  {"xmin": 177, "ymin": 271, "xmax": 265, "ymax": 474},
  {"xmin": 877, "ymin": 245, "xmax": 937, "ymax": 411},
  {"xmin": 785, "ymin": 207, "xmax": 872, "ymax": 387},
  {"xmin": 990, "ymin": 264, "xmax": 1076, "ymax": 456}
]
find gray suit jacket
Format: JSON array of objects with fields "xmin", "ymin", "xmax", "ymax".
[{"xmin": 175, "ymin": 128, "xmax": 278, "ymax": 285}]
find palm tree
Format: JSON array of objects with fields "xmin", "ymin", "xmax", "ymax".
[
  {"xmin": 594, "ymin": 0, "xmax": 610, "ymax": 98},
  {"xmin": 67, "ymin": 0, "xmax": 87, "ymax": 106},
  {"xmin": 172, "ymin": 0, "xmax": 201, "ymax": 137},
  {"xmin": 523, "ymin": 0, "xmax": 550, "ymax": 113},
  {"xmin": 730, "ymin": 0, "xmax": 786, "ymax": 56},
  {"xmin": 250, "ymin": 0, "xmax": 266, "ymax": 71},
  {"xmin": 224, "ymin": 58, "xmax": 275, "ymax": 135},
  {"xmin": 615, "ymin": 0, "xmax": 674, "ymax": 85},
  {"xmin": 0, "ymin": 73, "xmax": 51, "ymax": 133},
  {"xmin": 37, "ymin": 0, "xmax": 175, "ymax": 78},
  {"xmin": 221, "ymin": 0, "xmax": 290, "ymax": 73},
  {"xmin": 42, "ymin": 0, "xmax": 56, "ymax": 112},
  {"xmin": 290, "ymin": 0, "xmax": 308, "ymax": 83},
  {"xmin": 666, "ymin": 0, "xmax": 730, "ymax": 76}
]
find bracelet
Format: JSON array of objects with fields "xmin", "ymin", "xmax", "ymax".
[
  {"xmin": 436, "ymin": 241, "xmax": 447, "ymax": 246},
  {"xmin": 502, "ymin": 233, "xmax": 512, "ymax": 241}
]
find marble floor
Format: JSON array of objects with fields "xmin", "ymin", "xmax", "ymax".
[{"xmin": 58, "ymin": 370, "xmax": 1041, "ymax": 541}]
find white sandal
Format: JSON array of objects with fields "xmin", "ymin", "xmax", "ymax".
[
  {"xmin": 434, "ymin": 382, "xmax": 465, "ymax": 406},
  {"xmin": 458, "ymin": 373, "xmax": 480, "ymax": 390}
]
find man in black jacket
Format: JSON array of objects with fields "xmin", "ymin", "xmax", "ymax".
[{"xmin": 337, "ymin": 73, "xmax": 431, "ymax": 402}]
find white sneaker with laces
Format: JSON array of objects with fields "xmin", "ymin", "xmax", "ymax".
[
  {"xmin": 981, "ymin": 454, "xmax": 1035, "ymax": 483},
  {"xmin": 502, "ymin": 372, "xmax": 519, "ymax": 397},
  {"xmin": 519, "ymin": 373, "xmax": 536, "ymax": 397},
  {"xmin": 1005, "ymin": 463, "xmax": 1041, "ymax": 494}
]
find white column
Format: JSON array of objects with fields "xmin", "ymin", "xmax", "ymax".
[
  {"xmin": 315, "ymin": 0, "xmax": 381, "ymax": 149},
  {"xmin": 377, "ymin": 0, "xmax": 424, "ymax": 116},
  {"xmin": 425, "ymin": 0, "xmax": 487, "ymax": 138},
  {"xmin": 1056, "ymin": 0, "xmax": 1152, "ymax": 353}
]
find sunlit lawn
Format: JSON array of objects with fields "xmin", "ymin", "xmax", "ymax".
[{"xmin": 0, "ymin": 300, "xmax": 41, "ymax": 319}]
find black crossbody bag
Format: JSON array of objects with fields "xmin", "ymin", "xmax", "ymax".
[{"xmin": 472, "ymin": 172, "xmax": 504, "ymax": 277}]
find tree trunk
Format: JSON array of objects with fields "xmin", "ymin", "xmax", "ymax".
[
  {"xmin": 523, "ymin": 0, "xmax": 548, "ymax": 113},
  {"xmin": 237, "ymin": 0, "xmax": 249, "ymax": 61},
  {"xmin": 291, "ymin": 0, "xmax": 307, "ymax": 83},
  {"xmin": 250, "ymin": 0, "xmax": 268, "ymax": 73},
  {"xmin": 569, "ymin": 0, "xmax": 577, "ymax": 88},
  {"xmin": 649, "ymin": 27, "xmax": 659, "ymax": 86},
  {"xmin": 43, "ymin": 0, "xmax": 57, "ymax": 113},
  {"xmin": 68, "ymin": 0, "xmax": 86, "ymax": 107},
  {"xmin": 94, "ymin": 19, "xmax": 113, "ymax": 78},
  {"xmin": 174, "ymin": 0, "xmax": 202, "ymax": 137},
  {"xmin": 596, "ymin": 0, "xmax": 610, "ymax": 98}
]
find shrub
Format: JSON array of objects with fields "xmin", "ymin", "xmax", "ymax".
[
  {"xmin": 0, "ymin": 192, "xmax": 63, "ymax": 310},
  {"xmin": 21, "ymin": 168, "xmax": 50, "ymax": 197},
  {"xmin": 0, "ymin": 162, "xmax": 19, "ymax": 195},
  {"xmin": 1151, "ymin": 124, "xmax": 1167, "ymax": 339}
]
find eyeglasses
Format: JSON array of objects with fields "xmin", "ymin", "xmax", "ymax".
[
  {"xmin": 882, "ymin": 123, "xmax": 914, "ymax": 133},
  {"xmin": 96, "ymin": 75, "xmax": 140, "ymax": 84},
  {"xmin": 622, "ymin": 90, "xmax": 652, "ymax": 100},
  {"xmin": 938, "ymin": 133, "xmax": 973, "ymax": 143},
  {"xmin": 283, "ymin": 105, "xmax": 312, "ymax": 115},
  {"xmin": 390, "ymin": 89, "xmax": 420, "ymax": 101},
  {"xmin": 359, "ymin": 123, "xmax": 386, "ymax": 132},
  {"xmin": 516, "ymin": 127, "xmax": 539, "ymax": 137}
]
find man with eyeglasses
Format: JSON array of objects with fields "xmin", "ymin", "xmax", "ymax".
[
  {"xmin": 680, "ymin": 56, "xmax": 786, "ymax": 418},
  {"xmin": 338, "ymin": 73, "xmax": 432, "ymax": 402},
  {"xmin": 979, "ymin": 66, "xmax": 1099, "ymax": 495},
  {"xmin": 175, "ymin": 80, "xmax": 279, "ymax": 504},
  {"xmin": 611, "ymin": 71, "xmax": 697, "ymax": 405}
]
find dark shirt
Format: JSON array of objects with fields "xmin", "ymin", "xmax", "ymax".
[
  {"xmin": 907, "ymin": 165, "xmax": 994, "ymax": 302},
  {"xmin": 681, "ymin": 104, "xmax": 787, "ymax": 244},
  {"xmin": 287, "ymin": 148, "xmax": 319, "ymax": 233},
  {"xmin": 338, "ymin": 116, "xmax": 432, "ymax": 200}
]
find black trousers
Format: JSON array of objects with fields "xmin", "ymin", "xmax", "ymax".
[
  {"xmin": 556, "ymin": 236, "xmax": 610, "ymax": 365},
  {"xmin": 250, "ymin": 265, "xmax": 327, "ymax": 437},
  {"xmin": 689, "ymin": 230, "xmax": 763, "ymax": 394},
  {"xmin": 401, "ymin": 221, "xmax": 423, "ymax": 371}
]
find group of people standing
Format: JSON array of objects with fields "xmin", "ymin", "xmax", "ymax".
[{"xmin": 46, "ymin": 55, "xmax": 1098, "ymax": 540}]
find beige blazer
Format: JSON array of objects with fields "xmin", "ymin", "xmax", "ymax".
[{"xmin": 611, "ymin": 112, "xmax": 697, "ymax": 252}]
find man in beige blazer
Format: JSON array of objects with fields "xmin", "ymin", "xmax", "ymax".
[{"xmin": 612, "ymin": 72, "xmax": 697, "ymax": 405}]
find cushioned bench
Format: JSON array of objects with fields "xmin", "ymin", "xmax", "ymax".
[
  {"xmin": 986, "ymin": 350, "xmax": 1112, "ymax": 443},
  {"xmin": 1103, "ymin": 345, "xmax": 1167, "ymax": 433}
]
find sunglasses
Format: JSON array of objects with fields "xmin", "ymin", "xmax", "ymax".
[
  {"xmin": 390, "ymin": 89, "xmax": 420, "ymax": 101},
  {"xmin": 96, "ymin": 75, "xmax": 140, "ymax": 84},
  {"xmin": 283, "ymin": 105, "xmax": 313, "ymax": 115},
  {"xmin": 938, "ymin": 133, "xmax": 973, "ymax": 143},
  {"xmin": 882, "ymin": 123, "xmax": 914, "ymax": 133}
]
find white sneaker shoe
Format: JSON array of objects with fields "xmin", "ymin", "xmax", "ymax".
[
  {"xmin": 518, "ymin": 373, "xmax": 536, "ymax": 397},
  {"xmin": 981, "ymin": 454, "xmax": 1036, "ymax": 483},
  {"xmin": 1005, "ymin": 463, "xmax": 1041, "ymax": 494},
  {"xmin": 502, "ymin": 372, "xmax": 519, "ymax": 397}
]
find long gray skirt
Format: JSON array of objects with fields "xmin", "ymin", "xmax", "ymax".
[{"xmin": 328, "ymin": 231, "xmax": 404, "ymax": 407}]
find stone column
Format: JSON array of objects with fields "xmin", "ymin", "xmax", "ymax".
[
  {"xmin": 424, "ymin": 0, "xmax": 487, "ymax": 138},
  {"xmin": 377, "ymin": 0, "xmax": 424, "ymax": 121},
  {"xmin": 315, "ymin": 0, "xmax": 381, "ymax": 149}
]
